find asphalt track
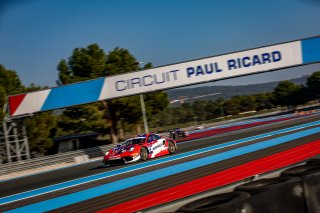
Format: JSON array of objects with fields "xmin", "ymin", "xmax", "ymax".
[{"xmin": 1, "ymin": 113, "xmax": 320, "ymax": 212}]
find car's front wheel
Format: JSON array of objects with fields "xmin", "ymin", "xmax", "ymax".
[
  {"xmin": 103, "ymin": 160, "xmax": 110, "ymax": 167},
  {"xmin": 140, "ymin": 147, "xmax": 148, "ymax": 161}
]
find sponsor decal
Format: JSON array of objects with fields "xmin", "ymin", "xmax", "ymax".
[{"xmin": 109, "ymin": 156, "xmax": 121, "ymax": 160}]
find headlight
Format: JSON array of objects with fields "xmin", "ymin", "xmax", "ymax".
[
  {"xmin": 129, "ymin": 147, "xmax": 135, "ymax": 152},
  {"xmin": 105, "ymin": 151, "xmax": 109, "ymax": 156}
]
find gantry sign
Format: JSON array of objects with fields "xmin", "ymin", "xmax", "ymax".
[{"xmin": 8, "ymin": 36, "xmax": 320, "ymax": 117}]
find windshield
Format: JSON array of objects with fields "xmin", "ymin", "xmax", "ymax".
[{"xmin": 123, "ymin": 137, "xmax": 145, "ymax": 146}]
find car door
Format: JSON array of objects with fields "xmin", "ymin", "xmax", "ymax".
[
  {"xmin": 147, "ymin": 134, "xmax": 155, "ymax": 153},
  {"xmin": 148, "ymin": 134, "xmax": 166, "ymax": 158},
  {"xmin": 154, "ymin": 134, "xmax": 166, "ymax": 148}
]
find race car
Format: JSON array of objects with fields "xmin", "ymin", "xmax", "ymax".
[
  {"xmin": 103, "ymin": 133, "xmax": 177, "ymax": 166},
  {"xmin": 168, "ymin": 128, "xmax": 188, "ymax": 140}
]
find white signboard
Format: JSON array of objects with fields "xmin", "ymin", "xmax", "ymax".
[
  {"xmin": 99, "ymin": 41, "xmax": 302, "ymax": 100},
  {"xmin": 10, "ymin": 36, "xmax": 320, "ymax": 117}
]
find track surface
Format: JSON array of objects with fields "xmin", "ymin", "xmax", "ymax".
[{"xmin": 1, "ymin": 113, "xmax": 320, "ymax": 212}]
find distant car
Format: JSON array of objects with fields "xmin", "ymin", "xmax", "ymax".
[
  {"xmin": 103, "ymin": 133, "xmax": 177, "ymax": 166},
  {"xmin": 168, "ymin": 128, "xmax": 188, "ymax": 140}
]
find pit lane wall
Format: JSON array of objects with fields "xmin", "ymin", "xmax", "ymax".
[{"xmin": 8, "ymin": 36, "xmax": 320, "ymax": 117}]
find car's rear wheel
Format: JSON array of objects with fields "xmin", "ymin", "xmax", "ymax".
[
  {"xmin": 168, "ymin": 141, "xmax": 176, "ymax": 154},
  {"xmin": 140, "ymin": 147, "xmax": 148, "ymax": 161}
]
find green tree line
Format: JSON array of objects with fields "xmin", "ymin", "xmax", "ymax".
[{"xmin": 149, "ymin": 73, "xmax": 320, "ymax": 127}]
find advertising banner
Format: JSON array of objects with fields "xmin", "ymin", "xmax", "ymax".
[{"xmin": 8, "ymin": 37, "xmax": 320, "ymax": 117}]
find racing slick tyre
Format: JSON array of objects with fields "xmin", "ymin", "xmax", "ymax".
[
  {"xmin": 235, "ymin": 177, "xmax": 300, "ymax": 195},
  {"xmin": 140, "ymin": 147, "xmax": 148, "ymax": 161},
  {"xmin": 235, "ymin": 177, "xmax": 305, "ymax": 213},
  {"xmin": 102, "ymin": 159, "xmax": 109, "ymax": 167},
  {"xmin": 307, "ymin": 156, "xmax": 320, "ymax": 165},
  {"xmin": 178, "ymin": 191, "xmax": 250, "ymax": 213},
  {"xmin": 281, "ymin": 164, "xmax": 320, "ymax": 213},
  {"xmin": 281, "ymin": 164, "xmax": 320, "ymax": 176},
  {"xmin": 168, "ymin": 141, "xmax": 176, "ymax": 154}
]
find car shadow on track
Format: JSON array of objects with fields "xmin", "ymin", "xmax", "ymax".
[{"xmin": 89, "ymin": 163, "xmax": 125, "ymax": 170}]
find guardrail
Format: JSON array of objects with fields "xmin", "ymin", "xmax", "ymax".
[{"xmin": 0, "ymin": 144, "xmax": 115, "ymax": 178}]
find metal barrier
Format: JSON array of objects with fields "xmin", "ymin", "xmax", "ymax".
[{"xmin": 0, "ymin": 143, "xmax": 115, "ymax": 177}]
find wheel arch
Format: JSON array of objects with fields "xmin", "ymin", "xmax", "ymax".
[{"xmin": 168, "ymin": 139, "xmax": 178, "ymax": 150}]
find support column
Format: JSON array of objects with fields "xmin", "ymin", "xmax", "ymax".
[{"xmin": 1, "ymin": 119, "xmax": 30, "ymax": 163}]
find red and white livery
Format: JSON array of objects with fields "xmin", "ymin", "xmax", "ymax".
[{"xmin": 103, "ymin": 133, "xmax": 177, "ymax": 166}]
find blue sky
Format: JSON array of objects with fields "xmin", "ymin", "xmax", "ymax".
[{"xmin": 1, "ymin": 0, "xmax": 320, "ymax": 88}]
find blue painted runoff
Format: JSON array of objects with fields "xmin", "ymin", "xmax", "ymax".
[{"xmin": 4, "ymin": 124, "xmax": 320, "ymax": 212}]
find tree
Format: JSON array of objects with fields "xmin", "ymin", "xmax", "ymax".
[
  {"xmin": 306, "ymin": 71, "xmax": 320, "ymax": 100},
  {"xmin": 57, "ymin": 44, "xmax": 107, "ymax": 85},
  {"xmin": 204, "ymin": 100, "xmax": 222, "ymax": 119},
  {"xmin": 0, "ymin": 64, "xmax": 25, "ymax": 121},
  {"xmin": 103, "ymin": 47, "xmax": 143, "ymax": 141},
  {"xmin": 192, "ymin": 100, "xmax": 208, "ymax": 121},
  {"xmin": 57, "ymin": 44, "xmax": 169, "ymax": 143},
  {"xmin": 234, "ymin": 95, "xmax": 256, "ymax": 112},
  {"xmin": 273, "ymin": 81, "xmax": 307, "ymax": 108},
  {"xmin": 105, "ymin": 47, "xmax": 140, "ymax": 76},
  {"xmin": 57, "ymin": 44, "xmax": 111, "ymax": 138},
  {"xmin": 24, "ymin": 112, "xmax": 57, "ymax": 156},
  {"xmin": 57, "ymin": 104, "xmax": 108, "ymax": 136},
  {"xmin": 25, "ymin": 83, "xmax": 49, "ymax": 92},
  {"xmin": 103, "ymin": 48, "xmax": 166, "ymax": 141},
  {"xmin": 150, "ymin": 107, "xmax": 176, "ymax": 127},
  {"xmin": 145, "ymin": 91, "xmax": 169, "ymax": 117},
  {"xmin": 0, "ymin": 64, "xmax": 25, "ymax": 96},
  {"xmin": 254, "ymin": 93, "xmax": 274, "ymax": 111},
  {"xmin": 223, "ymin": 98, "xmax": 240, "ymax": 115},
  {"xmin": 0, "ymin": 86, "xmax": 6, "ymax": 121},
  {"xmin": 179, "ymin": 103, "xmax": 195, "ymax": 123}
]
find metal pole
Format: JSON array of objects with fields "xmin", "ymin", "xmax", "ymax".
[
  {"xmin": 12, "ymin": 121, "xmax": 22, "ymax": 161},
  {"xmin": 3, "ymin": 121, "xmax": 11, "ymax": 162},
  {"xmin": 140, "ymin": 94, "xmax": 149, "ymax": 133},
  {"xmin": 22, "ymin": 123, "xmax": 31, "ymax": 159}
]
